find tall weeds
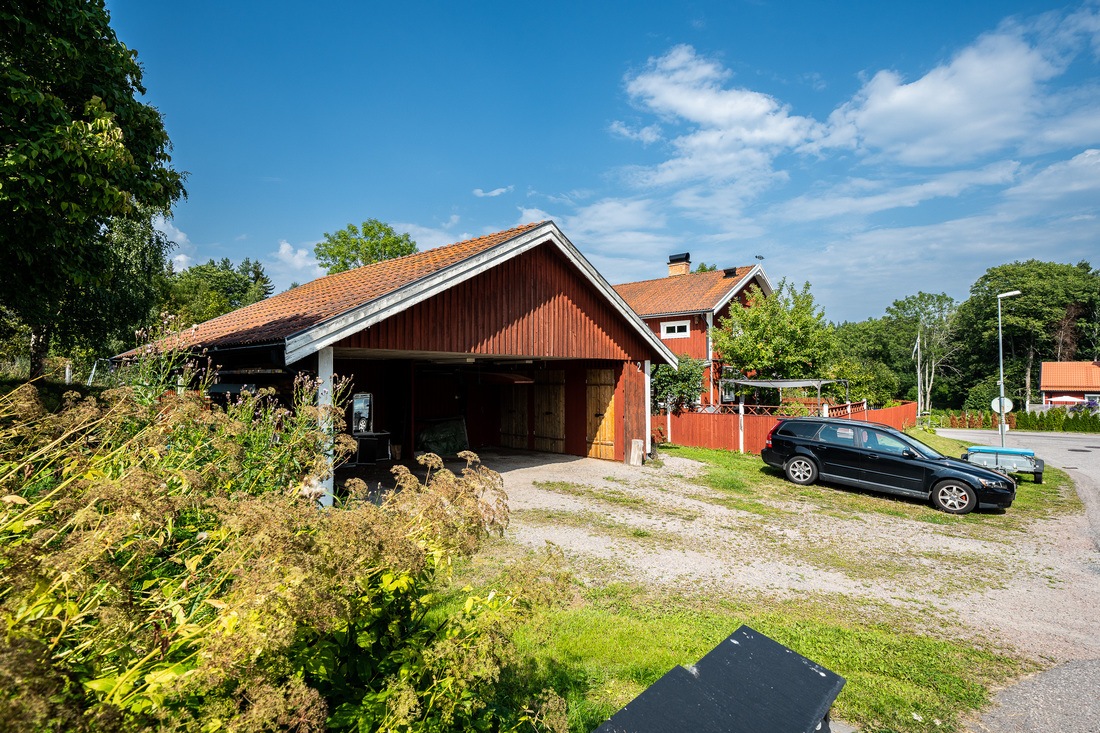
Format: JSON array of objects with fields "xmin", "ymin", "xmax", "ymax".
[{"xmin": 0, "ymin": 338, "xmax": 562, "ymax": 731}]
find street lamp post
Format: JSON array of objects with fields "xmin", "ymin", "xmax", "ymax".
[{"xmin": 997, "ymin": 289, "xmax": 1022, "ymax": 447}]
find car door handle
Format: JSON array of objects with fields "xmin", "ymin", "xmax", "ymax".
[{"xmin": 866, "ymin": 454, "xmax": 879, "ymax": 460}]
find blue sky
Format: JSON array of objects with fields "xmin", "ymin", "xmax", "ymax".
[{"xmin": 107, "ymin": 1, "xmax": 1100, "ymax": 323}]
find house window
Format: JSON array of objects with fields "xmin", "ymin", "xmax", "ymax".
[{"xmin": 661, "ymin": 320, "xmax": 690, "ymax": 339}]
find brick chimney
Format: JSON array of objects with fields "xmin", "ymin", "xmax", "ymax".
[{"xmin": 668, "ymin": 252, "xmax": 691, "ymax": 276}]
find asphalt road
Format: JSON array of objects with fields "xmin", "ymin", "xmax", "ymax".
[{"xmin": 937, "ymin": 428, "xmax": 1100, "ymax": 733}]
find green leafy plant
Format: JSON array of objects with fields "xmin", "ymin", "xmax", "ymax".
[{"xmin": 0, "ymin": 336, "xmax": 562, "ymax": 731}]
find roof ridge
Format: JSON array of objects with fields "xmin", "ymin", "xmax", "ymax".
[{"xmin": 615, "ymin": 264, "xmax": 753, "ymax": 288}]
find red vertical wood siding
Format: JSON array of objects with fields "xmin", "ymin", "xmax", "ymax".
[
  {"xmin": 335, "ymin": 244, "xmax": 657, "ymax": 361},
  {"xmin": 642, "ymin": 315, "xmax": 709, "ymax": 360},
  {"xmin": 621, "ymin": 361, "xmax": 647, "ymax": 462}
]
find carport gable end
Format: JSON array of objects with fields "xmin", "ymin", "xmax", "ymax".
[{"xmin": 283, "ymin": 221, "xmax": 676, "ymax": 368}]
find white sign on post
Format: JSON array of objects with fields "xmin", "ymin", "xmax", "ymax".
[{"xmin": 991, "ymin": 397, "xmax": 1014, "ymax": 414}]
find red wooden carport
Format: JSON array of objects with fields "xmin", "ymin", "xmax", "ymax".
[{"xmin": 148, "ymin": 221, "xmax": 676, "ymax": 502}]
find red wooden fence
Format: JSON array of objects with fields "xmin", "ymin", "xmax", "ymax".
[{"xmin": 658, "ymin": 401, "xmax": 918, "ymax": 455}]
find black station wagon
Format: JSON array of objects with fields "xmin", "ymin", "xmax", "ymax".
[{"xmin": 761, "ymin": 417, "xmax": 1015, "ymax": 514}]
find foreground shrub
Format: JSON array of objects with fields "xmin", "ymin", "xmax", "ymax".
[{"xmin": 0, "ymin": 345, "xmax": 562, "ymax": 731}]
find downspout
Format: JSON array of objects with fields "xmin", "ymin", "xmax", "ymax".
[{"xmin": 706, "ymin": 311, "xmax": 715, "ymax": 406}]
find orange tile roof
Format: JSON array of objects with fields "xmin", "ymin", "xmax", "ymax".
[
  {"xmin": 144, "ymin": 222, "xmax": 546, "ymax": 353},
  {"xmin": 613, "ymin": 267, "xmax": 758, "ymax": 317},
  {"xmin": 1040, "ymin": 361, "xmax": 1100, "ymax": 391}
]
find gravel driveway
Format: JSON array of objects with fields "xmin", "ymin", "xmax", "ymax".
[{"xmin": 474, "ymin": 431, "xmax": 1100, "ymax": 732}]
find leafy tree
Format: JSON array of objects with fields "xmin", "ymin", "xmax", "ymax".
[
  {"xmin": 0, "ymin": 0, "xmax": 185, "ymax": 377},
  {"xmin": 885, "ymin": 292, "xmax": 959, "ymax": 414},
  {"xmin": 165, "ymin": 258, "xmax": 273, "ymax": 325},
  {"xmin": 712, "ymin": 279, "xmax": 836, "ymax": 381},
  {"xmin": 694, "ymin": 262, "xmax": 717, "ymax": 272},
  {"xmin": 834, "ymin": 317, "xmax": 902, "ymax": 404},
  {"xmin": 315, "ymin": 218, "xmax": 417, "ymax": 274},
  {"xmin": 950, "ymin": 260, "xmax": 1100, "ymax": 407},
  {"xmin": 62, "ymin": 208, "xmax": 174, "ymax": 353},
  {"xmin": 651, "ymin": 354, "xmax": 707, "ymax": 411}
]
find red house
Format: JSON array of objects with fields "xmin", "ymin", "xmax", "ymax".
[
  {"xmin": 1040, "ymin": 361, "xmax": 1100, "ymax": 405},
  {"xmin": 140, "ymin": 222, "xmax": 676, "ymax": 491},
  {"xmin": 614, "ymin": 253, "xmax": 772, "ymax": 407}
]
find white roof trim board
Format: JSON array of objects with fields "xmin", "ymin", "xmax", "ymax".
[
  {"xmin": 712, "ymin": 264, "xmax": 773, "ymax": 314},
  {"xmin": 284, "ymin": 221, "xmax": 678, "ymax": 368}
]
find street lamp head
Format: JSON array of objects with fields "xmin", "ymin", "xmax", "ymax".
[{"xmin": 998, "ymin": 289, "xmax": 1022, "ymax": 299}]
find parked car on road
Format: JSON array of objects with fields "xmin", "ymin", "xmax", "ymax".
[{"xmin": 761, "ymin": 417, "xmax": 1015, "ymax": 514}]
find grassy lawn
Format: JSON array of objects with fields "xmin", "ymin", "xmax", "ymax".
[{"xmin": 452, "ymin": 430, "xmax": 1081, "ymax": 733}]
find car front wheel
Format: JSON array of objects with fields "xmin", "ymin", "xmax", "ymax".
[
  {"xmin": 931, "ymin": 480, "xmax": 977, "ymax": 514},
  {"xmin": 784, "ymin": 456, "xmax": 818, "ymax": 486}
]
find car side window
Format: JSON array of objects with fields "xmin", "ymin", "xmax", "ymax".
[
  {"xmin": 817, "ymin": 424, "xmax": 856, "ymax": 446},
  {"xmin": 777, "ymin": 421, "xmax": 821, "ymax": 438},
  {"xmin": 861, "ymin": 428, "xmax": 907, "ymax": 454}
]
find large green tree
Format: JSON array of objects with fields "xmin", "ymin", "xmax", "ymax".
[
  {"xmin": 712, "ymin": 279, "xmax": 836, "ymax": 381},
  {"xmin": 315, "ymin": 219, "xmax": 417, "ymax": 274},
  {"xmin": 165, "ymin": 258, "xmax": 273, "ymax": 326},
  {"xmin": 885, "ymin": 292, "xmax": 959, "ymax": 414},
  {"xmin": 0, "ymin": 0, "xmax": 185, "ymax": 376},
  {"xmin": 833, "ymin": 318, "xmax": 902, "ymax": 405},
  {"xmin": 951, "ymin": 260, "xmax": 1100, "ymax": 407}
]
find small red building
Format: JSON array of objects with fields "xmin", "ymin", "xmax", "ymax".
[
  {"xmin": 1040, "ymin": 361, "xmax": 1100, "ymax": 405},
  {"xmin": 153, "ymin": 221, "xmax": 675, "ymax": 470},
  {"xmin": 614, "ymin": 253, "xmax": 772, "ymax": 406}
]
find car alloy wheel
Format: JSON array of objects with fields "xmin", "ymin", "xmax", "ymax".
[
  {"xmin": 784, "ymin": 456, "xmax": 818, "ymax": 486},
  {"xmin": 932, "ymin": 480, "xmax": 976, "ymax": 514}
]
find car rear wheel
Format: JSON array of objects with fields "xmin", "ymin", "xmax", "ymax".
[
  {"xmin": 784, "ymin": 456, "xmax": 818, "ymax": 486},
  {"xmin": 931, "ymin": 480, "xmax": 977, "ymax": 514}
]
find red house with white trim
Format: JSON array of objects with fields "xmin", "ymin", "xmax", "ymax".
[
  {"xmin": 1040, "ymin": 361, "xmax": 1100, "ymax": 405},
  {"xmin": 614, "ymin": 253, "xmax": 772, "ymax": 407}
]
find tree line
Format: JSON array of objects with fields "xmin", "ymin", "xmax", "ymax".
[{"xmin": 678, "ymin": 260, "xmax": 1099, "ymax": 411}]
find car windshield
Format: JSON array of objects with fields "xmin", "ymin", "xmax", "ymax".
[{"xmin": 898, "ymin": 432, "xmax": 944, "ymax": 459}]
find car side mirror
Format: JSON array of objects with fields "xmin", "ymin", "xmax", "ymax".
[{"xmin": 901, "ymin": 449, "xmax": 917, "ymax": 459}]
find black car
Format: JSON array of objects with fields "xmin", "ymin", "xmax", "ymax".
[{"xmin": 761, "ymin": 417, "xmax": 1015, "ymax": 514}]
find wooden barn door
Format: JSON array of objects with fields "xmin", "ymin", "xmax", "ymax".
[
  {"xmin": 586, "ymin": 368, "xmax": 616, "ymax": 459},
  {"xmin": 534, "ymin": 370, "xmax": 565, "ymax": 453},
  {"xmin": 500, "ymin": 385, "xmax": 529, "ymax": 449}
]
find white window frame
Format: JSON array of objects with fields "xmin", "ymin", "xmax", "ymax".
[{"xmin": 660, "ymin": 319, "xmax": 690, "ymax": 339}]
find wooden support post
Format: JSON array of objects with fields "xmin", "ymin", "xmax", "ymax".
[
  {"xmin": 644, "ymin": 360, "xmax": 652, "ymax": 456},
  {"xmin": 318, "ymin": 346, "xmax": 334, "ymax": 507}
]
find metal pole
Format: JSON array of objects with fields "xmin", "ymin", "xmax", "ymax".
[
  {"xmin": 997, "ymin": 290, "xmax": 1021, "ymax": 448},
  {"xmin": 998, "ymin": 296, "xmax": 1005, "ymax": 447}
]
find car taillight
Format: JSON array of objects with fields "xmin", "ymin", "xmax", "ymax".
[{"xmin": 765, "ymin": 423, "xmax": 779, "ymax": 448}]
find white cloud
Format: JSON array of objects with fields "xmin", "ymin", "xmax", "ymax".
[
  {"xmin": 152, "ymin": 215, "xmax": 190, "ymax": 246},
  {"xmin": 473, "ymin": 185, "xmax": 514, "ymax": 197},
  {"xmin": 621, "ymin": 44, "xmax": 822, "ymax": 186},
  {"xmin": 395, "ymin": 218, "xmax": 469, "ymax": 250},
  {"xmin": 609, "ymin": 120, "xmax": 662, "ymax": 145},
  {"xmin": 171, "ymin": 253, "xmax": 193, "ymax": 269},
  {"xmin": 774, "ymin": 162, "xmax": 1020, "ymax": 222},
  {"xmin": 1002, "ymin": 148, "xmax": 1100, "ymax": 209},
  {"xmin": 267, "ymin": 240, "xmax": 325, "ymax": 290},
  {"xmin": 823, "ymin": 31, "xmax": 1059, "ymax": 165},
  {"xmin": 517, "ymin": 207, "xmax": 553, "ymax": 225}
]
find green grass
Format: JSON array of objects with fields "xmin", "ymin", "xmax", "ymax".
[{"xmin": 446, "ymin": 563, "xmax": 1033, "ymax": 733}]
